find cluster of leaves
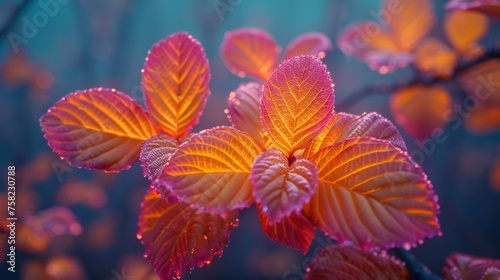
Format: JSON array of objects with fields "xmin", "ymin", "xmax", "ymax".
[{"xmin": 38, "ymin": 0, "xmax": 500, "ymax": 279}]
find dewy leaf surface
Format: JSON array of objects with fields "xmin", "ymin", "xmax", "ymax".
[
  {"xmin": 142, "ymin": 32, "xmax": 210, "ymax": 139},
  {"xmin": 39, "ymin": 88, "xmax": 158, "ymax": 172},
  {"xmin": 257, "ymin": 204, "xmax": 315, "ymax": 254},
  {"xmin": 138, "ymin": 189, "xmax": 238, "ymax": 280},
  {"xmin": 283, "ymin": 32, "xmax": 333, "ymax": 60},
  {"xmin": 303, "ymin": 112, "xmax": 406, "ymax": 159},
  {"xmin": 220, "ymin": 27, "xmax": 279, "ymax": 81},
  {"xmin": 261, "ymin": 55, "xmax": 334, "ymax": 157},
  {"xmin": 304, "ymin": 246, "xmax": 408, "ymax": 280},
  {"xmin": 251, "ymin": 150, "xmax": 318, "ymax": 223},
  {"xmin": 159, "ymin": 126, "xmax": 265, "ymax": 214},
  {"xmin": 303, "ymin": 137, "xmax": 440, "ymax": 249},
  {"xmin": 140, "ymin": 134, "xmax": 179, "ymax": 187},
  {"xmin": 443, "ymin": 253, "xmax": 500, "ymax": 280}
]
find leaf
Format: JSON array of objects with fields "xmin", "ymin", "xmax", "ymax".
[
  {"xmin": 385, "ymin": 0, "xmax": 435, "ymax": 51},
  {"xmin": 445, "ymin": 0, "xmax": 500, "ymax": 18},
  {"xmin": 304, "ymin": 246, "xmax": 408, "ymax": 280},
  {"xmin": 457, "ymin": 58, "xmax": 500, "ymax": 107},
  {"xmin": 445, "ymin": 10, "xmax": 488, "ymax": 57},
  {"xmin": 226, "ymin": 82, "xmax": 267, "ymax": 145},
  {"xmin": 158, "ymin": 126, "xmax": 265, "ymax": 213},
  {"xmin": 414, "ymin": 38, "xmax": 458, "ymax": 78},
  {"xmin": 140, "ymin": 134, "xmax": 179, "ymax": 186},
  {"xmin": 282, "ymin": 32, "xmax": 333, "ymax": 60},
  {"xmin": 465, "ymin": 105, "xmax": 500, "ymax": 134},
  {"xmin": 303, "ymin": 112, "xmax": 406, "ymax": 159},
  {"xmin": 257, "ymin": 204, "xmax": 315, "ymax": 254},
  {"xmin": 390, "ymin": 85, "xmax": 452, "ymax": 140},
  {"xmin": 303, "ymin": 137, "xmax": 440, "ymax": 249},
  {"xmin": 40, "ymin": 88, "xmax": 159, "ymax": 172},
  {"xmin": 442, "ymin": 253, "xmax": 500, "ymax": 280},
  {"xmin": 138, "ymin": 189, "xmax": 238, "ymax": 280},
  {"xmin": 261, "ymin": 55, "xmax": 334, "ymax": 157},
  {"xmin": 220, "ymin": 27, "xmax": 279, "ymax": 81},
  {"xmin": 142, "ymin": 32, "xmax": 210, "ymax": 139},
  {"xmin": 490, "ymin": 153, "xmax": 500, "ymax": 191},
  {"xmin": 251, "ymin": 150, "xmax": 318, "ymax": 223}
]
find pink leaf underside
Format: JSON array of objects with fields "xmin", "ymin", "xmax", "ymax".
[
  {"xmin": 445, "ymin": 0, "xmax": 500, "ymax": 17},
  {"xmin": 158, "ymin": 126, "xmax": 265, "ymax": 214},
  {"xmin": 138, "ymin": 189, "xmax": 238, "ymax": 280},
  {"xmin": 139, "ymin": 134, "xmax": 179, "ymax": 187},
  {"xmin": 443, "ymin": 253, "xmax": 500, "ymax": 280},
  {"xmin": 24, "ymin": 206, "xmax": 82, "ymax": 236},
  {"xmin": 282, "ymin": 32, "xmax": 333, "ymax": 60},
  {"xmin": 302, "ymin": 112, "xmax": 406, "ymax": 159},
  {"xmin": 220, "ymin": 27, "xmax": 279, "ymax": 81},
  {"xmin": 142, "ymin": 32, "xmax": 210, "ymax": 139},
  {"xmin": 261, "ymin": 55, "xmax": 334, "ymax": 157},
  {"xmin": 257, "ymin": 204, "xmax": 315, "ymax": 254},
  {"xmin": 303, "ymin": 137, "xmax": 440, "ymax": 249},
  {"xmin": 304, "ymin": 246, "xmax": 408, "ymax": 280},
  {"xmin": 39, "ymin": 88, "xmax": 159, "ymax": 172},
  {"xmin": 251, "ymin": 149, "xmax": 318, "ymax": 223},
  {"xmin": 226, "ymin": 82, "xmax": 267, "ymax": 145}
]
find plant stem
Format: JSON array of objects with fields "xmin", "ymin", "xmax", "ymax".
[{"xmin": 391, "ymin": 248, "xmax": 443, "ymax": 280}]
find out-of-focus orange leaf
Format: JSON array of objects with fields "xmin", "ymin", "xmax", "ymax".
[
  {"xmin": 142, "ymin": 32, "xmax": 210, "ymax": 139},
  {"xmin": 257, "ymin": 204, "xmax": 315, "ymax": 254},
  {"xmin": 390, "ymin": 85, "xmax": 452, "ymax": 140},
  {"xmin": 490, "ymin": 152, "xmax": 500, "ymax": 191},
  {"xmin": 303, "ymin": 138, "xmax": 440, "ymax": 249},
  {"xmin": 465, "ymin": 106, "xmax": 500, "ymax": 134},
  {"xmin": 83, "ymin": 211, "xmax": 117, "ymax": 249},
  {"xmin": 251, "ymin": 150, "xmax": 318, "ymax": 223},
  {"xmin": 415, "ymin": 38, "xmax": 458, "ymax": 78},
  {"xmin": 0, "ymin": 51, "xmax": 36, "ymax": 87},
  {"xmin": 445, "ymin": 10, "xmax": 488, "ymax": 58},
  {"xmin": 443, "ymin": 253, "xmax": 500, "ymax": 280},
  {"xmin": 21, "ymin": 261, "xmax": 51, "ymax": 280},
  {"xmin": 159, "ymin": 127, "xmax": 264, "ymax": 213},
  {"xmin": 282, "ymin": 32, "xmax": 333, "ymax": 60},
  {"xmin": 45, "ymin": 255, "xmax": 86, "ymax": 280},
  {"xmin": 445, "ymin": 0, "xmax": 500, "ymax": 17},
  {"xmin": 304, "ymin": 246, "xmax": 408, "ymax": 280},
  {"xmin": 16, "ymin": 224, "xmax": 52, "ymax": 253},
  {"xmin": 117, "ymin": 255, "xmax": 160, "ymax": 280},
  {"xmin": 220, "ymin": 28, "xmax": 279, "ymax": 81},
  {"xmin": 40, "ymin": 88, "xmax": 159, "ymax": 172},
  {"xmin": 261, "ymin": 55, "xmax": 334, "ymax": 157},
  {"xmin": 57, "ymin": 180, "xmax": 107, "ymax": 209},
  {"xmin": 137, "ymin": 189, "xmax": 239, "ymax": 279}
]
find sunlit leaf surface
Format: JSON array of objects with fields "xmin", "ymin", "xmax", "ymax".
[
  {"xmin": 283, "ymin": 32, "xmax": 333, "ymax": 60},
  {"xmin": 390, "ymin": 85, "xmax": 452, "ymax": 140},
  {"xmin": 220, "ymin": 27, "xmax": 279, "ymax": 81},
  {"xmin": 443, "ymin": 253, "xmax": 500, "ymax": 280},
  {"xmin": 142, "ymin": 32, "xmax": 210, "ymax": 139},
  {"xmin": 40, "ymin": 88, "xmax": 158, "ymax": 172},
  {"xmin": 261, "ymin": 55, "xmax": 334, "ymax": 157},
  {"xmin": 304, "ymin": 138, "xmax": 440, "ymax": 249},
  {"xmin": 138, "ymin": 189, "xmax": 239, "ymax": 280},
  {"xmin": 303, "ymin": 112, "xmax": 406, "ymax": 159},
  {"xmin": 251, "ymin": 150, "xmax": 318, "ymax": 223},
  {"xmin": 159, "ymin": 126, "xmax": 265, "ymax": 213},
  {"xmin": 304, "ymin": 246, "xmax": 408, "ymax": 280},
  {"xmin": 257, "ymin": 204, "xmax": 315, "ymax": 254}
]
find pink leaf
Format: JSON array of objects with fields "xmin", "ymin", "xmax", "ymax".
[
  {"xmin": 140, "ymin": 134, "xmax": 180, "ymax": 187},
  {"xmin": 443, "ymin": 253, "xmax": 500, "ymax": 280}
]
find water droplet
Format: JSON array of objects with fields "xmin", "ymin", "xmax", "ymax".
[
  {"xmin": 402, "ymin": 242, "xmax": 411, "ymax": 250},
  {"xmin": 203, "ymin": 234, "xmax": 208, "ymax": 240},
  {"xmin": 224, "ymin": 109, "xmax": 229, "ymax": 114},
  {"xmin": 318, "ymin": 51, "xmax": 326, "ymax": 59},
  {"xmin": 262, "ymin": 206, "xmax": 268, "ymax": 213},
  {"xmin": 238, "ymin": 71, "xmax": 246, "ymax": 78}
]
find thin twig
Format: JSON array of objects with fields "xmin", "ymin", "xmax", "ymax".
[{"xmin": 391, "ymin": 248, "xmax": 442, "ymax": 280}]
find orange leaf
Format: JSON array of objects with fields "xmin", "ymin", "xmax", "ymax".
[
  {"xmin": 261, "ymin": 55, "xmax": 334, "ymax": 157},
  {"xmin": 282, "ymin": 32, "xmax": 333, "ymax": 60},
  {"xmin": 220, "ymin": 27, "xmax": 279, "ymax": 81},
  {"xmin": 414, "ymin": 38, "xmax": 458, "ymax": 78},
  {"xmin": 385, "ymin": 0, "xmax": 435, "ymax": 51},
  {"xmin": 445, "ymin": 0, "xmax": 500, "ymax": 18},
  {"xmin": 140, "ymin": 134, "xmax": 179, "ymax": 187},
  {"xmin": 304, "ymin": 246, "xmax": 408, "ymax": 280},
  {"xmin": 159, "ymin": 126, "xmax": 265, "ymax": 213},
  {"xmin": 138, "ymin": 189, "xmax": 238, "ymax": 279},
  {"xmin": 445, "ymin": 10, "xmax": 488, "ymax": 57},
  {"xmin": 142, "ymin": 32, "xmax": 210, "ymax": 139},
  {"xmin": 303, "ymin": 112, "xmax": 406, "ymax": 159},
  {"xmin": 251, "ymin": 150, "xmax": 318, "ymax": 223},
  {"xmin": 257, "ymin": 204, "xmax": 315, "ymax": 254},
  {"xmin": 303, "ymin": 138, "xmax": 440, "ymax": 249},
  {"xmin": 458, "ymin": 58, "xmax": 500, "ymax": 107},
  {"xmin": 226, "ymin": 82, "xmax": 267, "ymax": 145},
  {"xmin": 390, "ymin": 85, "xmax": 452, "ymax": 140},
  {"xmin": 40, "ymin": 88, "xmax": 159, "ymax": 172},
  {"xmin": 490, "ymin": 153, "xmax": 500, "ymax": 191},
  {"xmin": 443, "ymin": 253, "xmax": 500, "ymax": 280},
  {"xmin": 465, "ymin": 106, "xmax": 500, "ymax": 134}
]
